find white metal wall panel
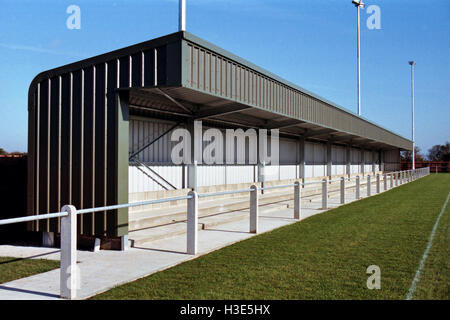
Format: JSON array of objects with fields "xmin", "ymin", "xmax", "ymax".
[
  {"xmin": 280, "ymin": 165, "xmax": 297, "ymax": 180},
  {"xmin": 314, "ymin": 143, "xmax": 326, "ymax": 163},
  {"xmin": 351, "ymin": 148, "xmax": 361, "ymax": 164},
  {"xmin": 129, "ymin": 117, "xmax": 178, "ymax": 163},
  {"xmin": 129, "ymin": 165, "xmax": 183, "ymax": 193},
  {"xmin": 198, "ymin": 166, "xmax": 226, "ymax": 187},
  {"xmin": 305, "ymin": 165, "xmax": 314, "ymax": 178},
  {"xmin": 364, "ymin": 150, "xmax": 373, "ymax": 164},
  {"xmin": 279, "ymin": 139, "xmax": 298, "ymax": 164},
  {"xmin": 225, "ymin": 165, "xmax": 255, "ymax": 184},
  {"xmin": 264, "ymin": 165, "xmax": 280, "ymax": 181},
  {"xmin": 331, "ymin": 145, "xmax": 345, "ymax": 175}
]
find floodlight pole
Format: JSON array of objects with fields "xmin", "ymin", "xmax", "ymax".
[
  {"xmin": 409, "ymin": 61, "xmax": 416, "ymax": 170},
  {"xmin": 179, "ymin": 0, "xmax": 186, "ymax": 31},
  {"xmin": 353, "ymin": 1, "xmax": 364, "ymax": 116}
]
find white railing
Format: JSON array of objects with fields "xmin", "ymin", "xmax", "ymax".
[{"xmin": 0, "ymin": 167, "xmax": 430, "ymax": 299}]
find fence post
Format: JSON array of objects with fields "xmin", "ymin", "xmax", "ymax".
[
  {"xmin": 322, "ymin": 179, "xmax": 328, "ymax": 209},
  {"xmin": 395, "ymin": 172, "xmax": 399, "ymax": 186},
  {"xmin": 383, "ymin": 173, "xmax": 387, "ymax": 191},
  {"xmin": 340, "ymin": 177, "xmax": 345, "ymax": 204},
  {"xmin": 356, "ymin": 175, "xmax": 360, "ymax": 200},
  {"xmin": 60, "ymin": 205, "xmax": 78, "ymax": 300},
  {"xmin": 390, "ymin": 173, "xmax": 393, "ymax": 188},
  {"xmin": 250, "ymin": 185, "xmax": 259, "ymax": 233},
  {"xmin": 294, "ymin": 181, "xmax": 301, "ymax": 220},
  {"xmin": 376, "ymin": 174, "xmax": 380, "ymax": 194},
  {"xmin": 187, "ymin": 190, "xmax": 198, "ymax": 255},
  {"xmin": 367, "ymin": 175, "xmax": 371, "ymax": 197}
]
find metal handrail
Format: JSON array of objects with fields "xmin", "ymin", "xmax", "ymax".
[
  {"xmin": 77, "ymin": 195, "xmax": 193, "ymax": 215},
  {"xmin": 259, "ymin": 183, "xmax": 297, "ymax": 191},
  {"xmin": 198, "ymin": 189, "xmax": 253, "ymax": 198},
  {"xmin": 0, "ymin": 168, "xmax": 430, "ymax": 226},
  {"xmin": 0, "ymin": 211, "xmax": 67, "ymax": 226}
]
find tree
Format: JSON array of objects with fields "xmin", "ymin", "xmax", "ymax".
[
  {"xmin": 401, "ymin": 146, "xmax": 424, "ymax": 162},
  {"xmin": 427, "ymin": 142, "xmax": 450, "ymax": 161},
  {"xmin": 0, "ymin": 147, "xmax": 7, "ymax": 155}
]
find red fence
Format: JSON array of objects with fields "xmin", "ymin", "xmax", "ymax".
[{"xmin": 400, "ymin": 161, "xmax": 449, "ymax": 173}]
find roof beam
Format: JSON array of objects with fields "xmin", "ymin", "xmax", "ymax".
[
  {"xmin": 156, "ymin": 88, "xmax": 194, "ymax": 114},
  {"xmin": 266, "ymin": 119, "xmax": 305, "ymax": 130},
  {"xmin": 194, "ymin": 104, "xmax": 251, "ymax": 119},
  {"xmin": 304, "ymin": 128, "xmax": 337, "ymax": 138}
]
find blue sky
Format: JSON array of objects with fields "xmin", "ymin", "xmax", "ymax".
[{"xmin": 0, "ymin": 0, "xmax": 449, "ymax": 155}]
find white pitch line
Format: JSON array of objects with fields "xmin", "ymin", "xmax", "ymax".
[{"xmin": 406, "ymin": 192, "xmax": 450, "ymax": 300}]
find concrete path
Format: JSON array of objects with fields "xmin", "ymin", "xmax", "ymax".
[{"xmin": 0, "ymin": 182, "xmax": 387, "ymax": 300}]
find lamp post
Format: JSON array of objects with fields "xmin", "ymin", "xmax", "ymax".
[
  {"xmin": 409, "ymin": 61, "xmax": 416, "ymax": 170},
  {"xmin": 352, "ymin": 0, "xmax": 365, "ymax": 116},
  {"xmin": 179, "ymin": 0, "xmax": 186, "ymax": 31}
]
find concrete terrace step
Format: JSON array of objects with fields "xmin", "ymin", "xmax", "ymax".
[
  {"xmin": 128, "ymin": 179, "xmax": 380, "ymax": 246},
  {"xmin": 129, "ymin": 190, "xmax": 295, "ymax": 231},
  {"xmin": 129, "ymin": 202, "xmax": 289, "ymax": 247}
]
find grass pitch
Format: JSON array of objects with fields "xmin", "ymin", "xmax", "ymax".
[{"xmin": 93, "ymin": 174, "xmax": 449, "ymax": 300}]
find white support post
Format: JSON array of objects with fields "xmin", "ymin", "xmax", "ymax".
[
  {"xmin": 376, "ymin": 174, "xmax": 380, "ymax": 194},
  {"xmin": 340, "ymin": 177, "xmax": 345, "ymax": 204},
  {"xmin": 187, "ymin": 190, "xmax": 198, "ymax": 255},
  {"xmin": 294, "ymin": 181, "xmax": 301, "ymax": 220},
  {"xmin": 395, "ymin": 172, "xmax": 399, "ymax": 186},
  {"xmin": 367, "ymin": 175, "xmax": 371, "ymax": 197},
  {"xmin": 322, "ymin": 179, "xmax": 328, "ymax": 209},
  {"xmin": 120, "ymin": 235, "xmax": 128, "ymax": 251},
  {"xmin": 60, "ymin": 205, "xmax": 78, "ymax": 300},
  {"xmin": 390, "ymin": 173, "xmax": 393, "ymax": 188},
  {"xmin": 250, "ymin": 185, "xmax": 259, "ymax": 233},
  {"xmin": 383, "ymin": 173, "xmax": 387, "ymax": 191},
  {"xmin": 356, "ymin": 175, "xmax": 360, "ymax": 200}
]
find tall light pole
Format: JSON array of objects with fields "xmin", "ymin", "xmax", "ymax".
[
  {"xmin": 409, "ymin": 61, "xmax": 416, "ymax": 170},
  {"xmin": 179, "ymin": 0, "xmax": 186, "ymax": 31},
  {"xmin": 352, "ymin": 0, "xmax": 364, "ymax": 116}
]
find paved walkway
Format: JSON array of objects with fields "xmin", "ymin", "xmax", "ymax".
[{"xmin": 0, "ymin": 182, "xmax": 392, "ymax": 299}]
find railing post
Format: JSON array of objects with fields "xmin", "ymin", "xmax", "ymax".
[
  {"xmin": 367, "ymin": 175, "xmax": 371, "ymax": 197},
  {"xmin": 395, "ymin": 172, "xmax": 399, "ymax": 186},
  {"xmin": 356, "ymin": 175, "xmax": 360, "ymax": 200},
  {"xmin": 60, "ymin": 205, "xmax": 78, "ymax": 300},
  {"xmin": 390, "ymin": 173, "xmax": 393, "ymax": 188},
  {"xmin": 322, "ymin": 179, "xmax": 328, "ymax": 209},
  {"xmin": 187, "ymin": 190, "xmax": 198, "ymax": 255},
  {"xmin": 250, "ymin": 185, "xmax": 259, "ymax": 233},
  {"xmin": 383, "ymin": 173, "xmax": 387, "ymax": 191},
  {"xmin": 340, "ymin": 177, "xmax": 345, "ymax": 204},
  {"xmin": 376, "ymin": 174, "xmax": 380, "ymax": 194},
  {"xmin": 294, "ymin": 181, "xmax": 301, "ymax": 220}
]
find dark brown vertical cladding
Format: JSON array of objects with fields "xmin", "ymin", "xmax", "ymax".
[
  {"xmin": 82, "ymin": 66, "xmax": 95, "ymax": 235},
  {"xmin": 49, "ymin": 76, "xmax": 61, "ymax": 232},
  {"xmin": 106, "ymin": 59, "xmax": 118, "ymax": 237},
  {"xmin": 131, "ymin": 52, "xmax": 143, "ymax": 87},
  {"xmin": 94, "ymin": 62, "xmax": 106, "ymax": 236},
  {"xmin": 72, "ymin": 70, "xmax": 83, "ymax": 234},
  {"xmin": 60, "ymin": 73, "xmax": 72, "ymax": 222},
  {"xmin": 143, "ymin": 49, "xmax": 156, "ymax": 86},
  {"xmin": 38, "ymin": 80, "xmax": 49, "ymax": 232},
  {"xmin": 27, "ymin": 32, "xmax": 183, "ymax": 237}
]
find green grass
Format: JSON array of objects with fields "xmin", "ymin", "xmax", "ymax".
[
  {"xmin": 93, "ymin": 174, "xmax": 450, "ymax": 300},
  {"xmin": 0, "ymin": 257, "xmax": 59, "ymax": 284}
]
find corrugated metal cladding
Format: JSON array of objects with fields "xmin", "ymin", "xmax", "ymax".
[
  {"xmin": 28, "ymin": 31, "xmax": 407, "ymax": 237},
  {"xmin": 182, "ymin": 37, "xmax": 412, "ymax": 150},
  {"xmin": 27, "ymin": 34, "xmax": 183, "ymax": 237}
]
